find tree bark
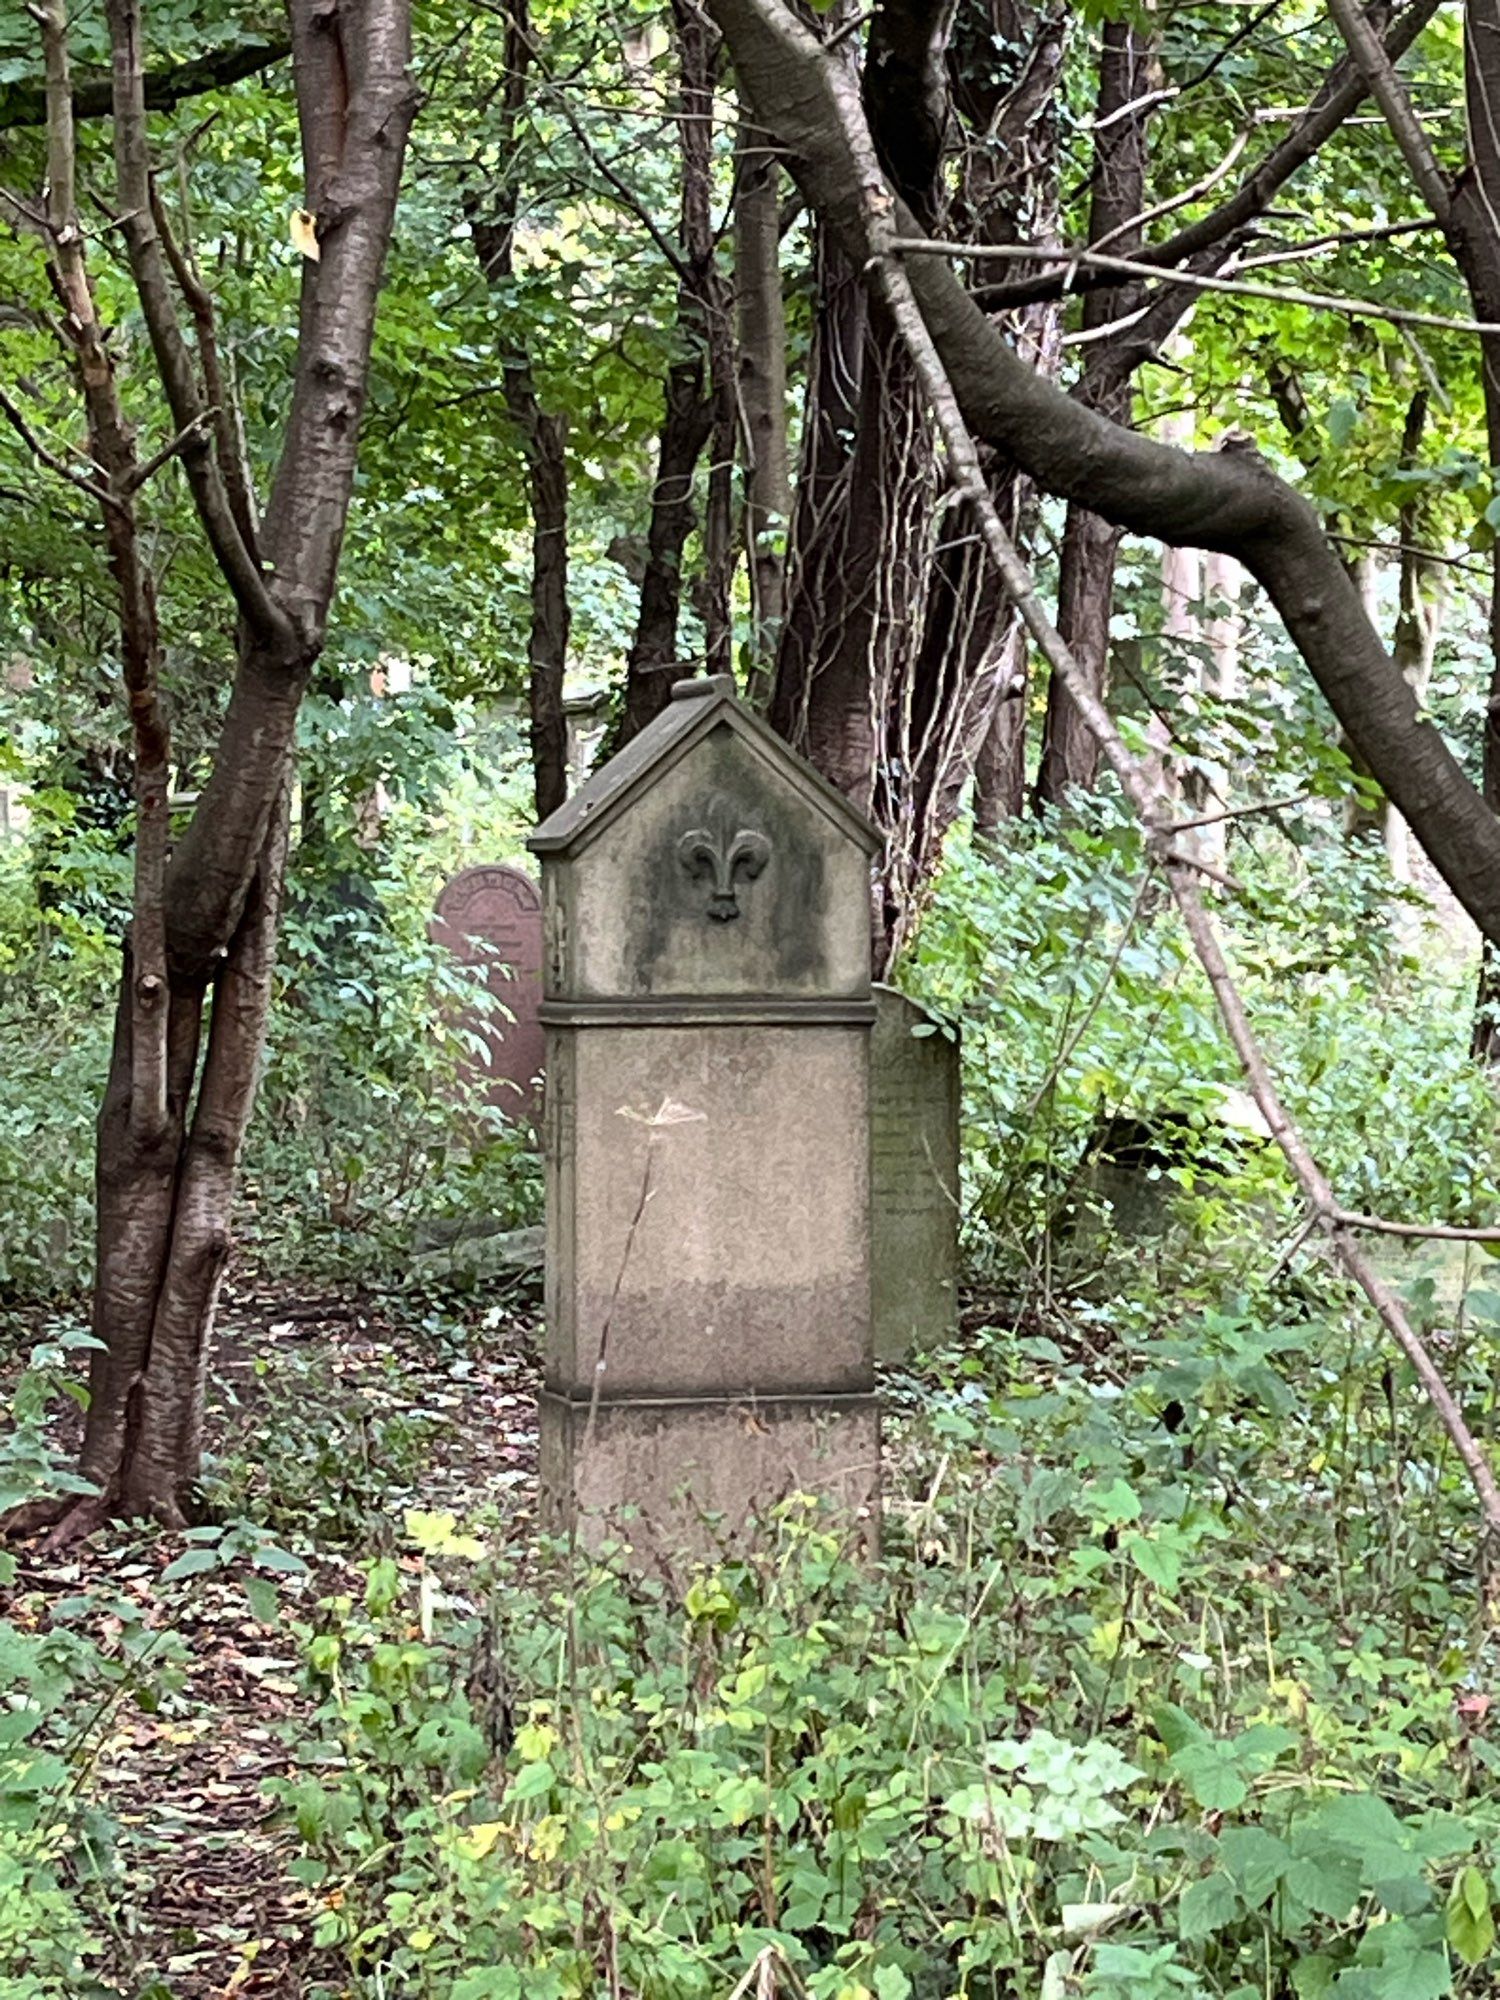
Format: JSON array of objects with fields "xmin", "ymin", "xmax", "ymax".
[
  {"xmin": 973, "ymin": 625, "xmax": 1029, "ymax": 836},
  {"xmin": 472, "ymin": 1, "xmax": 569, "ymax": 822},
  {"xmin": 1453, "ymin": 0, "xmax": 1500, "ymax": 1051}
]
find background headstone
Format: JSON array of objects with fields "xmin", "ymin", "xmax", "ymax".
[
  {"xmin": 870, "ymin": 986, "xmax": 961, "ymax": 1361},
  {"xmin": 562, "ymin": 688, "xmax": 610, "ymax": 790},
  {"xmin": 431, "ymin": 864, "xmax": 545, "ymax": 1124}
]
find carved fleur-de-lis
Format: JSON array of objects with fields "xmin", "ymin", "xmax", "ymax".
[{"xmin": 677, "ymin": 810, "xmax": 771, "ymax": 922}]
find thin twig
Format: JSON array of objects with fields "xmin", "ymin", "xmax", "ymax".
[
  {"xmin": 121, "ymin": 406, "xmax": 217, "ymax": 493},
  {"xmin": 1325, "ymin": 0, "xmax": 1453, "ymax": 226},
  {"xmin": 890, "ymin": 236, "xmax": 1500, "ymax": 339},
  {"xmin": 1335, "ymin": 1211, "xmax": 1500, "ymax": 1244},
  {"xmin": 1236, "ymin": 214, "xmax": 1440, "ymax": 269},
  {"xmin": 1166, "ymin": 791, "xmax": 1310, "ymax": 833},
  {"xmin": 0, "ymin": 384, "xmax": 120, "ymax": 510}
]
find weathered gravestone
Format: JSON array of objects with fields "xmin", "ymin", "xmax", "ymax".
[
  {"xmin": 431, "ymin": 864, "xmax": 545, "ymax": 1124},
  {"xmin": 870, "ymin": 987, "xmax": 961, "ymax": 1361},
  {"xmin": 528, "ymin": 672, "xmax": 883, "ymax": 1556}
]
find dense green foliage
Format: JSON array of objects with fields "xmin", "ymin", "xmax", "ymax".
[{"xmin": 8, "ymin": 0, "xmax": 1500, "ymax": 1993}]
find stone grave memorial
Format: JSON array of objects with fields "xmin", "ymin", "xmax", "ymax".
[
  {"xmin": 528, "ymin": 672, "xmax": 883, "ymax": 1554},
  {"xmin": 870, "ymin": 987, "xmax": 961, "ymax": 1361},
  {"xmin": 431, "ymin": 863, "xmax": 545, "ymax": 1125}
]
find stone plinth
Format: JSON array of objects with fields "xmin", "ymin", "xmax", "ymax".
[
  {"xmin": 528, "ymin": 673, "xmax": 882, "ymax": 1557},
  {"xmin": 870, "ymin": 987, "xmax": 961, "ymax": 1361},
  {"xmin": 538, "ymin": 1393, "xmax": 880, "ymax": 1557}
]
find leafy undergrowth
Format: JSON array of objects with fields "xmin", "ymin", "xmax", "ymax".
[
  {"xmin": 0, "ymin": 1278, "xmax": 541, "ymax": 2000},
  {"xmin": 6, "ymin": 1262, "xmax": 1500, "ymax": 1999}
]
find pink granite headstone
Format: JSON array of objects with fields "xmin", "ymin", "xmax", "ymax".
[{"xmin": 431, "ymin": 864, "xmax": 545, "ymax": 1124}]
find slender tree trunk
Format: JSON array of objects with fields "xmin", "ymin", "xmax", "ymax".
[
  {"xmin": 472, "ymin": 2, "xmax": 570, "ymax": 821},
  {"xmin": 622, "ymin": 0, "xmax": 732, "ymax": 739},
  {"xmin": 1454, "ymin": 0, "xmax": 1500, "ymax": 1050},
  {"xmin": 735, "ymin": 108, "xmax": 791, "ymax": 698},
  {"xmin": 1035, "ymin": 18, "xmax": 1155, "ymax": 807}
]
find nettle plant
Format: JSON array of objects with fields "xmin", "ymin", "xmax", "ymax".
[{"xmin": 267, "ymin": 1485, "xmax": 1500, "ymax": 2000}]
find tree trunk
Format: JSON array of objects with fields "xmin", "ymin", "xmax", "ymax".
[
  {"xmin": 1453, "ymin": 0, "xmax": 1500, "ymax": 1052},
  {"xmin": 471, "ymin": 1, "xmax": 570, "ymax": 822},
  {"xmin": 735, "ymin": 108, "xmax": 792, "ymax": 698},
  {"xmin": 621, "ymin": 0, "xmax": 732, "ymax": 741},
  {"xmin": 973, "ymin": 625, "xmax": 1030, "ymax": 835},
  {"xmin": 7, "ymin": 0, "xmax": 418, "ymax": 1539},
  {"xmin": 710, "ymin": 0, "xmax": 1500, "ymax": 953},
  {"xmin": 1034, "ymin": 17, "xmax": 1155, "ymax": 807},
  {"xmin": 85, "ymin": 788, "xmax": 289, "ymax": 1522}
]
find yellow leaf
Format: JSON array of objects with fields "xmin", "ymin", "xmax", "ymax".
[
  {"xmin": 454, "ymin": 1822, "xmax": 504, "ymax": 1861},
  {"xmin": 408, "ymin": 1929, "xmax": 436, "ymax": 1952},
  {"xmin": 290, "ymin": 208, "xmax": 320, "ymax": 261},
  {"xmin": 405, "ymin": 1509, "xmax": 485, "ymax": 1559},
  {"xmin": 515, "ymin": 1721, "xmax": 558, "ymax": 1762}
]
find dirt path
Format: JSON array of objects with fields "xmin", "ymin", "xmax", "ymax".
[{"xmin": 4, "ymin": 1277, "xmax": 540, "ymax": 2000}]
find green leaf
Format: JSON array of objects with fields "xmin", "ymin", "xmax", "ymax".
[
  {"xmin": 242, "ymin": 1574, "xmax": 280, "ymax": 1625},
  {"xmin": 253, "ymin": 1543, "xmax": 309, "ymax": 1575},
  {"xmin": 1179, "ymin": 1870, "xmax": 1240, "ymax": 1941},
  {"xmin": 1124, "ymin": 1530, "xmax": 1180, "ymax": 1592},
  {"xmin": 1218, "ymin": 1826, "xmax": 1290, "ymax": 1907},
  {"xmin": 1326, "ymin": 396, "xmax": 1359, "ymax": 449},
  {"xmin": 1447, "ymin": 1866, "xmax": 1495, "ymax": 1966},
  {"xmin": 159, "ymin": 1546, "xmax": 220, "ymax": 1581},
  {"xmin": 508, "ymin": 1759, "xmax": 555, "ymax": 1801},
  {"xmin": 874, "ymin": 1969, "xmax": 913, "ymax": 2000}
]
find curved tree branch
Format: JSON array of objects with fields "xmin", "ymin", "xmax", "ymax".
[
  {"xmin": 708, "ymin": 0, "xmax": 1500, "ymax": 948},
  {"xmin": 0, "ymin": 33, "xmax": 289, "ymax": 130}
]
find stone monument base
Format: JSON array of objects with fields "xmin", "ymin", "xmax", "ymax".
[{"xmin": 538, "ymin": 1389, "xmax": 880, "ymax": 1561}]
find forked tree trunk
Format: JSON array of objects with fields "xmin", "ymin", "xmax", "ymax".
[
  {"xmin": 85, "ymin": 790, "xmax": 289, "ymax": 1521},
  {"xmin": 6, "ymin": 0, "xmax": 416, "ymax": 1539}
]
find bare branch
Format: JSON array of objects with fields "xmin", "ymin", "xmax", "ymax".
[
  {"xmin": 0, "ymin": 383, "xmax": 119, "ymax": 509},
  {"xmin": 0, "ymin": 34, "xmax": 289, "ymax": 130},
  {"xmin": 35, "ymin": 0, "xmax": 169, "ymax": 1142},
  {"xmin": 104, "ymin": 0, "xmax": 289, "ymax": 649},
  {"xmin": 1326, "ymin": 0, "xmax": 1453, "ymax": 223},
  {"xmin": 975, "ymin": 0, "xmax": 1446, "ymax": 310},
  {"xmin": 148, "ymin": 176, "xmax": 259, "ymax": 548},
  {"xmin": 121, "ymin": 406, "xmax": 218, "ymax": 494},
  {"xmin": 893, "ymin": 235, "xmax": 1500, "ymax": 338}
]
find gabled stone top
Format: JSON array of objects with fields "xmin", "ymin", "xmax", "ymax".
[{"xmin": 528, "ymin": 674, "xmax": 882, "ymax": 859}]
